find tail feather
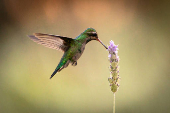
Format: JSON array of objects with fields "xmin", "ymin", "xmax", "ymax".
[
  {"xmin": 49, "ymin": 57, "xmax": 70, "ymax": 79},
  {"xmin": 50, "ymin": 68, "xmax": 60, "ymax": 79}
]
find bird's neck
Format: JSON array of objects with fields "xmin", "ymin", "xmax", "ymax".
[{"xmin": 76, "ymin": 34, "xmax": 91, "ymax": 44}]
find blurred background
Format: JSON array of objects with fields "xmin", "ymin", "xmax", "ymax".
[{"xmin": 1, "ymin": 0, "xmax": 170, "ymax": 113}]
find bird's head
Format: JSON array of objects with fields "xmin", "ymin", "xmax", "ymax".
[{"xmin": 84, "ymin": 28, "xmax": 108, "ymax": 49}]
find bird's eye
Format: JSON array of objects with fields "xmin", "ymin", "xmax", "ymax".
[{"xmin": 92, "ymin": 33, "xmax": 97, "ymax": 36}]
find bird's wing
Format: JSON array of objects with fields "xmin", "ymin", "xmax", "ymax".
[{"xmin": 28, "ymin": 33, "xmax": 74, "ymax": 52}]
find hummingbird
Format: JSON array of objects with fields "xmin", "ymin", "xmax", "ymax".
[{"xmin": 28, "ymin": 28, "xmax": 107, "ymax": 79}]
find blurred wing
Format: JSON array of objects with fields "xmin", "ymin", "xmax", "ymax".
[{"xmin": 28, "ymin": 33, "xmax": 74, "ymax": 52}]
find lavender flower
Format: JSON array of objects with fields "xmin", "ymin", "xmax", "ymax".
[{"xmin": 108, "ymin": 40, "xmax": 120, "ymax": 93}]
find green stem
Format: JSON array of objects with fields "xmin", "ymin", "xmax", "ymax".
[{"xmin": 113, "ymin": 93, "xmax": 115, "ymax": 113}]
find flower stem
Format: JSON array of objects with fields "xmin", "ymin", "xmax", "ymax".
[{"xmin": 113, "ymin": 93, "xmax": 115, "ymax": 113}]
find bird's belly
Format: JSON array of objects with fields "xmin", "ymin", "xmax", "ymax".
[{"xmin": 72, "ymin": 44, "xmax": 85, "ymax": 61}]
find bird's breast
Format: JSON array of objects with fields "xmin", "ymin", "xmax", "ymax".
[{"xmin": 72, "ymin": 43, "xmax": 86, "ymax": 61}]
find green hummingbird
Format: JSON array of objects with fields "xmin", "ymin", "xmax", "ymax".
[{"xmin": 28, "ymin": 28, "xmax": 107, "ymax": 79}]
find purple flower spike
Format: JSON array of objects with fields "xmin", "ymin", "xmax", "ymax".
[{"xmin": 107, "ymin": 40, "xmax": 120, "ymax": 93}]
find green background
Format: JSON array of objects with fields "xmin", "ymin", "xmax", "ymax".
[{"xmin": 1, "ymin": 0, "xmax": 170, "ymax": 113}]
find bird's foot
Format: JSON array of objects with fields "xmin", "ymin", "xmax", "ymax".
[{"xmin": 72, "ymin": 61, "xmax": 77, "ymax": 66}]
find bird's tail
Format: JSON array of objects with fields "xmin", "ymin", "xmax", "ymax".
[
  {"xmin": 50, "ymin": 67, "xmax": 60, "ymax": 79},
  {"xmin": 50, "ymin": 55, "xmax": 69, "ymax": 79}
]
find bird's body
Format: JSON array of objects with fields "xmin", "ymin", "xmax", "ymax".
[
  {"xmin": 52, "ymin": 38, "xmax": 86, "ymax": 78},
  {"xmin": 28, "ymin": 28, "xmax": 107, "ymax": 79}
]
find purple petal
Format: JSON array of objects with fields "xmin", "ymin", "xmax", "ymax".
[
  {"xmin": 108, "ymin": 40, "xmax": 119, "ymax": 54},
  {"xmin": 108, "ymin": 54, "xmax": 112, "ymax": 58}
]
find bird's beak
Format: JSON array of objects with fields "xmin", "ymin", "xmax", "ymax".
[{"xmin": 96, "ymin": 38, "xmax": 108, "ymax": 49}]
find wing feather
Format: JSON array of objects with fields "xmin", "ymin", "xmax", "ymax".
[{"xmin": 28, "ymin": 33, "xmax": 74, "ymax": 52}]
